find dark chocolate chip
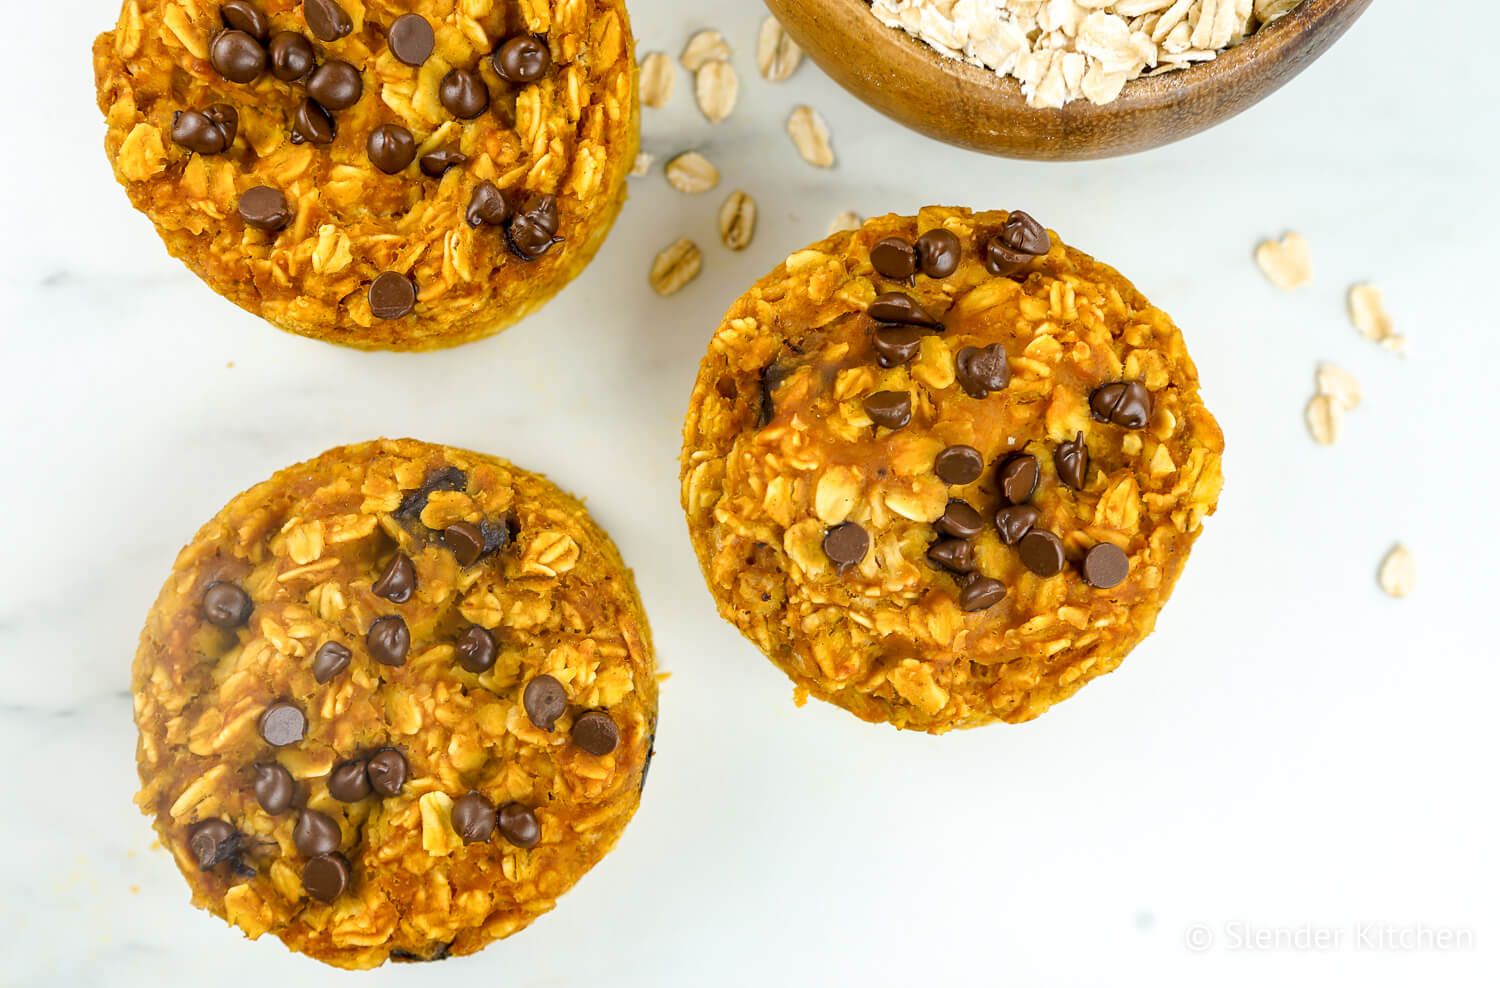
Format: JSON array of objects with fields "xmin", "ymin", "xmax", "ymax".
[
  {"xmin": 171, "ymin": 104, "xmax": 237, "ymax": 154},
  {"xmin": 954, "ymin": 344, "xmax": 1010, "ymax": 398},
  {"xmin": 372, "ymin": 552, "xmax": 415, "ymax": 603},
  {"xmin": 395, "ymin": 467, "xmax": 466, "ymax": 520},
  {"xmin": 451, "ymin": 792, "xmax": 495, "ymax": 843},
  {"xmin": 916, "ymin": 228, "xmax": 961, "ymax": 278},
  {"xmin": 492, "ymin": 35, "xmax": 551, "ymax": 84},
  {"xmin": 995, "ymin": 504, "xmax": 1040, "ymax": 546},
  {"xmin": 757, "ymin": 360, "xmax": 792, "ymax": 427},
  {"xmin": 327, "ymin": 758, "xmax": 370, "ymax": 802},
  {"xmin": 388, "ymin": 13, "xmax": 435, "ymax": 66},
  {"xmin": 188, "ymin": 819, "xmax": 241, "ymax": 870},
  {"xmin": 293, "ymin": 809, "xmax": 340, "ymax": 856},
  {"xmin": 522, "ymin": 674, "xmax": 567, "ymax": 731},
  {"xmin": 290, "ymin": 97, "xmax": 336, "ymax": 145},
  {"xmin": 366, "ymin": 123, "xmax": 416, "ymax": 173},
  {"xmin": 366, "ymin": 615, "xmax": 410, "ymax": 666},
  {"xmin": 935, "ymin": 499, "xmax": 984, "ymax": 539},
  {"xmin": 220, "ymin": 1, "xmax": 269, "ymax": 41},
  {"xmin": 268, "ymin": 31, "xmax": 315, "ymax": 80},
  {"xmin": 1054, "ymin": 431, "xmax": 1089, "ymax": 490},
  {"xmin": 935, "ymin": 445, "xmax": 984, "ymax": 486},
  {"xmin": 927, "ymin": 538, "xmax": 974, "ymax": 574},
  {"xmin": 210, "ymin": 29, "xmax": 265, "ymax": 84},
  {"xmin": 505, "ymin": 195, "xmax": 561, "ymax": 261},
  {"xmin": 1017, "ymin": 529, "xmax": 1065, "ymax": 577},
  {"xmin": 496, "ymin": 802, "xmax": 540, "ymax": 848},
  {"xmin": 868, "ymin": 291, "xmax": 940, "ymax": 327},
  {"xmin": 444, "ymin": 521, "xmax": 486, "ymax": 565},
  {"xmin": 306, "ymin": 60, "xmax": 362, "ymax": 110},
  {"xmin": 252, "ymin": 762, "xmax": 294, "ymax": 814},
  {"xmin": 302, "ymin": 852, "xmax": 350, "ymax": 901},
  {"xmin": 872, "ymin": 325, "xmax": 924, "ymax": 367},
  {"xmin": 983, "ymin": 210, "xmax": 1050, "ymax": 276},
  {"xmin": 439, "ymin": 68, "xmax": 490, "ymax": 118},
  {"xmin": 455, "ymin": 625, "xmax": 497, "ymax": 674},
  {"xmin": 822, "ymin": 522, "xmax": 869, "ymax": 570},
  {"xmin": 368, "ymin": 271, "xmax": 417, "ymax": 319},
  {"xmin": 481, "ymin": 516, "xmax": 517, "ymax": 555},
  {"xmin": 997, "ymin": 453, "xmax": 1040, "ymax": 504},
  {"xmin": 391, "ymin": 943, "xmax": 453, "ymax": 963},
  {"xmin": 465, "ymin": 181, "xmax": 511, "ymax": 227},
  {"xmin": 419, "ymin": 150, "xmax": 467, "ymax": 177},
  {"xmin": 1082, "ymin": 543, "xmax": 1129, "ymax": 589},
  {"xmin": 238, "ymin": 186, "xmax": 291, "ymax": 232},
  {"xmin": 1090, "ymin": 381, "xmax": 1153, "ymax": 429},
  {"xmin": 259, "ymin": 701, "xmax": 306, "ymax": 747},
  {"xmin": 571, "ymin": 711, "xmax": 619, "ymax": 756},
  {"xmin": 870, "ymin": 237, "xmax": 917, "ymax": 279},
  {"xmin": 202, "ymin": 581, "xmax": 253, "ymax": 627},
  {"xmin": 959, "ymin": 576, "xmax": 1006, "ymax": 612},
  {"xmin": 302, "ymin": 0, "xmax": 352, "ymax": 42},
  {"xmin": 312, "ymin": 641, "xmax": 351, "ymax": 684},
  {"xmin": 366, "ymin": 748, "xmax": 407, "ymax": 797},
  {"xmin": 863, "ymin": 390, "xmax": 912, "ymax": 429}
]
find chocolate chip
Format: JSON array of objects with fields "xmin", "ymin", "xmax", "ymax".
[
  {"xmin": 372, "ymin": 552, "xmax": 415, "ymax": 603},
  {"xmin": 954, "ymin": 344, "xmax": 1010, "ymax": 398},
  {"xmin": 210, "ymin": 30, "xmax": 265, "ymax": 84},
  {"xmin": 496, "ymin": 803, "xmax": 540, "ymax": 848},
  {"xmin": 311, "ymin": 641, "xmax": 351, "ymax": 683},
  {"xmin": 369, "ymin": 271, "xmax": 417, "ymax": 320},
  {"xmin": 395, "ymin": 467, "xmax": 466, "ymax": 519},
  {"xmin": 419, "ymin": 150, "xmax": 467, "ymax": 177},
  {"xmin": 935, "ymin": 500, "xmax": 984, "ymax": 539},
  {"xmin": 302, "ymin": 852, "xmax": 350, "ymax": 901},
  {"xmin": 290, "ymin": 97, "xmax": 336, "ymax": 145},
  {"xmin": 302, "ymin": 0, "xmax": 351, "ymax": 42},
  {"xmin": 202, "ymin": 581, "xmax": 252, "ymax": 627},
  {"xmin": 935, "ymin": 445, "xmax": 984, "ymax": 486},
  {"xmin": 294, "ymin": 809, "xmax": 340, "ymax": 856},
  {"xmin": 366, "ymin": 615, "xmax": 410, "ymax": 666},
  {"xmin": 455, "ymin": 626, "xmax": 497, "ymax": 674},
  {"xmin": 220, "ymin": 1, "xmax": 268, "ymax": 40},
  {"xmin": 506, "ymin": 195, "xmax": 561, "ymax": 261},
  {"xmin": 307, "ymin": 60, "xmax": 362, "ymax": 110},
  {"xmin": 188, "ymin": 819, "xmax": 241, "ymax": 870},
  {"xmin": 995, "ymin": 504, "xmax": 1040, "ymax": 546},
  {"xmin": 366, "ymin": 123, "xmax": 415, "ymax": 174},
  {"xmin": 916, "ymin": 228, "xmax": 961, "ymax": 278},
  {"xmin": 252, "ymin": 762, "xmax": 294, "ymax": 814},
  {"xmin": 870, "ymin": 237, "xmax": 916, "ymax": 279},
  {"xmin": 1082, "ymin": 543, "xmax": 1130, "ymax": 590},
  {"xmin": 1089, "ymin": 381, "xmax": 1153, "ymax": 429},
  {"xmin": 864, "ymin": 390, "xmax": 912, "ymax": 430},
  {"xmin": 522, "ymin": 674, "xmax": 567, "ymax": 731},
  {"xmin": 822, "ymin": 522, "xmax": 869, "ymax": 570},
  {"xmin": 259, "ymin": 701, "xmax": 306, "ymax": 747},
  {"xmin": 439, "ymin": 68, "xmax": 490, "ymax": 118},
  {"xmin": 387, "ymin": 13, "xmax": 434, "ymax": 66},
  {"xmin": 959, "ymin": 576, "xmax": 1006, "ymax": 612},
  {"xmin": 872, "ymin": 325, "xmax": 924, "ymax": 367},
  {"xmin": 997, "ymin": 453, "xmax": 1039, "ymax": 504},
  {"xmin": 268, "ymin": 32, "xmax": 315, "ymax": 81},
  {"xmin": 868, "ymin": 291, "xmax": 940, "ymax": 327},
  {"xmin": 366, "ymin": 748, "xmax": 407, "ymax": 796},
  {"xmin": 327, "ymin": 758, "xmax": 370, "ymax": 802},
  {"xmin": 440, "ymin": 521, "xmax": 483, "ymax": 566},
  {"xmin": 465, "ymin": 181, "xmax": 510, "ymax": 228},
  {"xmin": 1017, "ymin": 529, "xmax": 1065, "ymax": 577},
  {"xmin": 492, "ymin": 35, "xmax": 551, "ymax": 84},
  {"xmin": 983, "ymin": 210, "xmax": 1050, "ymax": 276},
  {"xmin": 758, "ymin": 361, "xmax": 789, "ymax": 428},
  {"xmin": 171, "ymin": 104, "xmax": 237, "ymax": 154},
  {"xmin": 237, "ymin": 185, "xmax": 292, "ymax": 233},
  {"xmin": 451, "ymin": 792, "xmax": 495, "ymax": 843},
  {"xmin": 1054, "ymin": 432, "xmax": 1089, "ymax": 490},
  {"xmin": 927, "ymin": 538, "xmax": 974, "ymax": 574},
  {"xmin": 571, "ymin": 711, "xmax": 619, "ymax": 756}
]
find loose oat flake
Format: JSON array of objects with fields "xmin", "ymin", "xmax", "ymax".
[
  {"xmin": 719, "ymin": 190, "xmax": 757, "ymax": 251},
  {"xmin": 788, "ymin": 105, "xmax": 835, "ymax": 168},
  {"xmin": 1304, "ymin": 392, "xmax": 1341, "ymax": 446},
  {"xmin": 1315, "ymin": 362, "xmax": 1361, "ymax": 412},
  {"xmin": 695, "ymin": 60, "xmax": 739, "ymax": 124},
  {"xmin": 1378, "ymin": 544, "xmax": 1415, "ymax": 599},
  {"xmin": 1348, "ymin": 282, "xmax": 1405, "ymax": 352},
  {"xmin": 827, "ymin": 210, "xmax": 863, "ymax": 235},
  {"xmin": 629, "ymin": 152, "xmax": 654, "ymax": 177},
  {"xmin": 665, "ymin": 151, "xmax": 720, "ymax": 194},
  {"xmin": 758, "ymin": 15, "xmax": 804, "ymax": 82},
  {"xmin": 650, "ymin": 238, "xmax": 703, "ymax": 296},
  {"xmin": 681, "ymin": 29, "xmax": 730, "ymax": 71},
  {"xmin": 1255, "ymin": 231, "xmax": 1312, "ymax": 291},
  {"xmin": 639, "ymin": 51, "xmax": 675, "ymax": 109}
]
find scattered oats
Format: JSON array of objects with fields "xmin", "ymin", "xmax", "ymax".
[
  {"xmin": 757, "ymin": 15, "xmax": 804, "ymax": 82},
  {"xmin": 1348, "ymin": 282, "xmax": 1405, "ymax": 353},
  {"xmin": 1377, "ymin": 544, "xmax": 1415, "ymax": 599},
  {"xmin": 629, "ymin": 151, "xmax": 654, "ymax": 177},
  {"xmin": 695, "ymin": 59, "xmax": 739, "ymax": 124},
  {"xmin": 788, "ymin": 105, "xmax": 836, "ymax": 168},
  {"xmin": 718, "ymin": 190, "xmax": 757, "ymax": 251},
  {"xmin": 681, "ymin": 29, "xmax": 730, "ymax": 72},
  {"xmin": 664, "ymin": 151, "xmax": 720, "ymax": 194},
  {"xmin": 1254, "ymin": 231, "xmax": 1312, "ymax": 291},
  {"xmin": 650, "ymin": 238, "xmax": 703, "ymax": 296},
  {"xmin": 1304, "ymin": 392, "xmax": 1341, "ymax": 446},
  {"xmin": 1315, "ymin": 362, "xmax": 1361, "ymax": 412},
  {"xmin": 827, "ymin": 210, "xmax": 863, "ymax": 235},
  {"xmin": 639, "ymin": 51, "xmax": 675, "ymax": 109}
]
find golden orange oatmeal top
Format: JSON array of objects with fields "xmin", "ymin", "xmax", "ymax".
[
  {"xmin": 681, "ymin": 207, "xmax": 1224, "ymax": 732},
  {"xmin": 93, "ymin": 0, "xmax": 636, "ymax": 350},
  {"xmin": 134, "ymin": 439, "xmax": 656, "ymax": 968}
]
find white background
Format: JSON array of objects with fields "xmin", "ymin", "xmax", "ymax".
[{"xmin": 1, "ymin": 1, "xmax": 1496, "ymax": 985}]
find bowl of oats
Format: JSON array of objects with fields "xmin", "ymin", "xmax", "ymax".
[{"xmin": 765, "ymin": 0, "xmax": 1371, "ymax": 159}]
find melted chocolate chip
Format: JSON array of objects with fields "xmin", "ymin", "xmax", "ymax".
[
  {"xmin": 367, "ymin": 123, "xmax": 416, "ymax": 173},
  {"xmin": 259, "ymin": 701, "xmax": 306, "ymax": 747},
  {"xmin": 997, "ymin": 453, "xmax": 1040, "ymax": 504},
  {"xmin": 368, "ymin": 271, "xmax": 417, "ymax": 319},
  {"xmin": 303, "ymin": 852, "xmax": 350, "ymax": 901},
  {"xmin": 954, "ymin": 344, "xmax": 1010, "ymax": 398},
  {"xmin": 935, "ymin": 500, "xmax": 984, "ymax": 539},
  {"xmin": 870, "ymin": 237, "xmax": 917, "ymax": 280},
  {"xmin": 188, "ymin": 819, "xmax": 242, "ymax": 870},
  {"xmin": 480, "ymin": 516, "xmax": 517, "ymax": 555},
  {"xmin": 523, "ymin": 675, "xmax": 567, "ymax": 731},
  {"xmin": 864, "ymin": 390, "xmax": 912, "ymax": 429},
  {"xmin": 372, "ymin": 552, "xmax": 415, "ymax": 603},
  {"xmin": 395, "ymin": 467, "xmax": 466, "ymax": 520},
  {"xmin": 822, "ymin": 522, "xmax": 869, "ymax": 570},
  {"xmin": 1090, "ymin": 381, "xmax": 1153, "ymax": 429},
  {"xmin": 307, "ymin": 60, "xmax": 362, "ymax": 110},
  {"xmin": 496, "ymin": 803, "xmax": 540, "ymax": 848},
  {"xmin": 439, "ymin": 68, "xmax": 490, "ymax": 119},
  {"xmin": 1082, "ymin": 543, "xmax": 1129, "ymax": 589},
  {"xmin": 455, "ymin": 625, "xmax": 497, "ymax": 674},
  {"xmin": 959, "ymin": 576, "xmax": 1006, "ymax": 612},
  {"xmin": 995, "ymin": 504, "xmax": 1040, "ymax": 546},
  {"xmin": 268, "ymin": 32, "xmax": 315, "ymax": 81},
  {"xmin": 420, "ymin": 150, "xmax": 467, "ymax": 177},
  {"xmin": 327, "ymin": 758, "xmax": 370, "ymax": 802},
  {"xmin": 571, "ymin": 711, "xmax": 619, "ymax": 756},
  {"xmin": 1017, "ymin": 529, "xmax": 1065, "ymax": 577},
  {"xmin": 366, "ymin": 615, "xmax": 410, "ymax": 666},
  {"xmin": 492, "ymin": 35, "xmax": 551, "ymax": 84},
  {"xmin": 465, "ymin": 181, "xmax": 511, "ymax": 228},
  {"xmin": 927, "ymin": 538, "xmax": 974, "ymax": 574},
  {"xmin": 312, "ymin": 641, "xmax": 351, "ymax": 684},
  {"xmin": 366, "ymin": 748, "xmax": 407, "ymax": 796},
  {"xmin": 252, "ymin": 762, "xmax": 294, "ymax": 814},
  {"xmin": 758, "ymin": 361, "xmax": 789, "ymax": 428},
  {"xmin": 290, "ymin": 98, "xmax": 335, "ymax": 145},
  {"xmin": 210, "ymin": 30, "xmax": 265, "ymax": 84},
  {"xmin": 451, "ymin": 792, "xmax": 495, "ymax": 843},
  {"xmin": 935, "ymin": 445, "xmax": 984, "ymax": 486},
  {"xmin": 202, "ymin": 581, "xmax": 253, "ymax": 627},
  {"xmin": 868, "ymin": 291, "xmax": 940, "ymax": 327},
  {"xmin": 983, "ymin": 210, "xmax": 1050, "ymax": 276},
  {"xmin": 387, "ymin": 13, "xmax": 435, "ymax": 66},
  {"xmin": 444, "ymin": 521, "xmax": 486, "ymax": 566},
  {"xmin": 506, "ymin": 195, "xmax": 561, "ymax": 261},
  {"xmin": 294, "ymin": 809, "xmax": 341, "ymax": 856},
  {"xmin": 1054, "ymin": 432, "xmax": 1089, "ymax": 490},
  {"xmin": 220, "ymin": 1, "xmax": 269, "ymax": 41},
  {"xmin": 302, "ymin": 0, "xmax": 352, "ymax": 42},
  {"xmin": 872, "ymin": 325, "xmax": 924, "ymax": 367},
  {"xmin": 171, "ymin": 104, "xmax": 237, "ymax": 154},
  {"xmin": 916, "ymin": 228, "xmax": 961, "ymax": 277}
]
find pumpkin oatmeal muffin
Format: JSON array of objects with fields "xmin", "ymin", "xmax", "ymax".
[
  {"xmin": 93, "ymin": 0, "xmax": 637, "ymax": 350},
  {"xmin": 134, "ymin": 439, "xmax": 657, "ymax": 967},
  {"xmin": 680, "ymin": 208, "xmax": 1224, "ymax": 732}
]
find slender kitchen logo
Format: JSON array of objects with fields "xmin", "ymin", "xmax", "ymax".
[{"xmin": 1183, "ymin": 922, "xmax": 1476, "ymax": 954}]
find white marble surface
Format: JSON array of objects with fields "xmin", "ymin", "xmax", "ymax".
[{"xmin": 2, "ymin": 1, "xmax": 1497, "ymax": 985}]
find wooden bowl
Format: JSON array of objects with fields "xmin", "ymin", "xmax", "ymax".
[{"xmin": 765, "ymin": 0, "xmax": 1372, "ymax": 160}]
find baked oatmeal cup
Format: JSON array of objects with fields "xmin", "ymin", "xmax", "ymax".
[
  {"xmin": 681, "ymin": 208, "xmax": 1224, "ymax": 733},
  {"xmin": 93, "ymin": 0, "xmax": 637, "ymax": 350},
  {"xmin": 134, "ymin": 439, "xmax": 656, "ymax": 967}
]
